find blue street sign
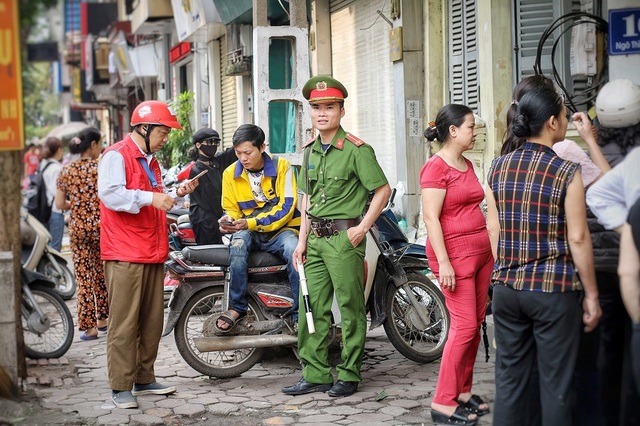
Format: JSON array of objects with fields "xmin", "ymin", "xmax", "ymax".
[{"xmin": 609, "ymin": 8, "xmax": 640, "ymax": 55}]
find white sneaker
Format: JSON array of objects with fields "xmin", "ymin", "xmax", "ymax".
[
  {"xmin": 111, "ymin": 391, "xmax": 138, "ymax": 409},
  {"xmin": 131, "ymin": 381, "xmax": 177, "ymax": 396}
]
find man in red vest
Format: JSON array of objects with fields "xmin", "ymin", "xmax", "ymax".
[{"xmin": 98, "ymin": 100, "xmax": 199, "ymax": 409}]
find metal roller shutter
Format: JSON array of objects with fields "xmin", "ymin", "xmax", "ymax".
[
  {"xmin": 220, "ymin": 34, "xmax": 238, "ymax": 149},
  {"xmin": 330, "ymin": 0, "xmax": 397, "ymax": 184}
]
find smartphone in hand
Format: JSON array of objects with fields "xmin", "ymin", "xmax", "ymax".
[
  {"xmin": 192, "ymin": 169, "xmax": 208, "ymax": 180},
  {"xmin": 219, "ymin": 220, "xmax": 234, "ymax": 226}
]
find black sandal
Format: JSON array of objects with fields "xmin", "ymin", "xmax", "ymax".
[
  {"xmin": 459, "ymin": 394, "xmax": 490, "ymax": 417},
  {"xmin": 214, "ymin": 310, "xmax": 246, "ymax": 334},
  {"xmin": 431, "ymin": 406, "xmax": 478, "ymax": 425}
]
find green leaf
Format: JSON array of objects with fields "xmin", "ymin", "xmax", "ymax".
[
  {"xmin": 157, "ymin": 91, "xmax": 195, "ymax": 169},
  {"xmin": 375, "ymin": 390, "xmax": 388, "ymax": 401}
]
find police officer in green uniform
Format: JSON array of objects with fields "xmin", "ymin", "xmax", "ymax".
[{"xmin": 282, "ymin": 76, "xmax": 391, "ymax": 397}]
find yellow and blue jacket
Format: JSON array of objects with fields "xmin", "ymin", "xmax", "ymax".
[{"xmin": 222, "ymin": 153, "xmax": 301, "ymax": 235}]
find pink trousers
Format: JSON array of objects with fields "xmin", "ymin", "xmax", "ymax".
[{"xmin": 432, "ymin": 250, "xmax": 494, "ymax": 406}]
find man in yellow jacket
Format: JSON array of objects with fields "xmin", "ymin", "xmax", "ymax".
[{"xmin": 217, "ymin": 124, "xmax": 301, "ymax": 332}]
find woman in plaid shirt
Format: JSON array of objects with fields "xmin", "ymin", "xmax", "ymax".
[{"xmin": 486, "ymin": 87, "xmax": 601, "ymax": 426}]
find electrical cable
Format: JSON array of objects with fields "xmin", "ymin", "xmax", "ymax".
[{"xmin": 533, "ymin": 11, "xmax": 608, "ymax": 113}]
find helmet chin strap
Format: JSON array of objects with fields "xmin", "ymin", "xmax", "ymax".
[{"xmin": 134, "ymin": 125, "xmax": 156, "ymax": 154}]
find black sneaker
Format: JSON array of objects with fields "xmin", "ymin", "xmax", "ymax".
[{"xmin": 131, "ymin": 382, "xmax": 176, "ymax": 396}]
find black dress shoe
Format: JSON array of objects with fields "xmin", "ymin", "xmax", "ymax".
[
  {"xmin": 282, "ymin": 378, "xmax": 332, "ymax": 395},
  {"xmin": 328, "ymin": 380, "xmax": 358, "ymax": 397}
]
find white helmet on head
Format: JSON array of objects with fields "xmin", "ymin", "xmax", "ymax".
[{"xmin": 595, "ymin": 78, "xmax": 640, "ymax": 128}]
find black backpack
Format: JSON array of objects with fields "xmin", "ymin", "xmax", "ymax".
[{"xmin": 26, "ymin": 161, "xmax": 53, "ymax": 224}]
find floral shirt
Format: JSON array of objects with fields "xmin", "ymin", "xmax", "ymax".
[{"xmin": 57, "ymin": 158, "xmax": 100, "ymax": 239}]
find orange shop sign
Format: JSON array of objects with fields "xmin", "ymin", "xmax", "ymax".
[{"xmin": 0, "ymin": 0, "xmax": 23, "ymax": 151}]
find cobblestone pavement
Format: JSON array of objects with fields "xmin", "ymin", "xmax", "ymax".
[
  {"xmin": 5, "ymin": 300, "xmax": 496, "ymax": 426},
  {"xmin": 4, "ymin": 247, "xmax": 496, "ymax": 425}
]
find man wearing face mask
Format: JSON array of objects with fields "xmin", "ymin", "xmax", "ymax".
[{"xmin": 188, "ymin": 128, "xmax": 237, "ymax": 245}]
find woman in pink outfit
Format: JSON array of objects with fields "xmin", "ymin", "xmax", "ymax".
[{"xmin": 421, "ymin": 104, "xmax": 493, "ymax": 426}]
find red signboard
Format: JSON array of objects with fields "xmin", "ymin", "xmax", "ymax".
[
  {"xmin": 169, "ymin": 42, "xmax": 192, "ymax": 64},
  {"xmin": 0, "ymin": 0, "xmax": 24, "ymax": 150}
]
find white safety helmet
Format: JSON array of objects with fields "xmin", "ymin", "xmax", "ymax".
[{"xmin": 595, "ymin": 78, "xmax": 640, "ymax": 128}]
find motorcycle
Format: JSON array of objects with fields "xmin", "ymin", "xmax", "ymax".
[
  {"xmin": 162, "ymin": 192, "xmax": 449, "ymax": 378},
  {"xmin": 167, "ymin": 205, "xmax": 196, "ymax": 252},
  {"xmin": 21, "ymin": 208, "xmax": 76, "ymax": 300},
  {"xmin": 21, "ymin": 267, "xmax": 74, "ymax": 359}
]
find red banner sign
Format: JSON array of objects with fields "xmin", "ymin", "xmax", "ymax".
[{"xmin": 0, "ymin": 0, "xmax": 24, "ymax": 151}]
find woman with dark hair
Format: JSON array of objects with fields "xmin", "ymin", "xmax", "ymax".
[
  {"xmin": 40, "ymin": 137, "xmax": 65, "ymax": 251},
  {"xmin": 504, "ymin": 75, "xmax": 610, "ymax": 426},
  {"xmin": 501, "ymin": 75, "xmax": 555, "ymax": 155},
  {"xmin": 502, "ymin": 75, "xmax": 610, "ymax": 188},
  {"xmin": 486, "ymin": 87, "xmax": 601, "ymax": 425},
  {"xmin": 55, "ymin": 127, "xmax": 108, "ymax": 340},
  {"xmin": 421, "ymin": 104, "xmax": 493, "ymax": 425}
]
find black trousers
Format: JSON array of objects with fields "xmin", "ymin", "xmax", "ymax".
[
  {"xmin": 632, "ymin": 323, "xmax": 640, "ymax": 394},
  {"xmin": 193, "ymin": 219, "xmax": 224, "ymax": 245},
  {"xmin": 493, "ymin": 285, "xmax": 581, "ymax": 426},
  {"xmin": 596, "ymin": 271, "xmax": 640, "ymax": 426}
]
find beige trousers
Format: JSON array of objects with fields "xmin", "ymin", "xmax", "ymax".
[{"xmin": 104, "ymin": 261, "xmax": 164, "ymax": 391}]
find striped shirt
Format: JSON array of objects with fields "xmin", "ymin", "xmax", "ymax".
[{"xmin": 488, "ymin": 142, "xmax": 581, "ymax": 293}]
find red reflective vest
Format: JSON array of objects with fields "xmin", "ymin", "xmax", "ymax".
[{"xmin": 100, "ymin": 135, "xmax": 168, "ymax": 263}]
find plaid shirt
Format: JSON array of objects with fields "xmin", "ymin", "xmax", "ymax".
[{"xmin": 488, "ymin": 142, "xmax": 581, "ymax": 293}]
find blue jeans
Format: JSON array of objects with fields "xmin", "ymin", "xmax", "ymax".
[
  {"xmin": 228, "ymin": 229, "xmax": 299, "ymax": 319},
  {"xmin": 47, "ymin": 211, "xmax": 65, "ymax": 252}
]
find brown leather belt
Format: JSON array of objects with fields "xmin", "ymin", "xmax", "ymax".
[{"xmin": 310, "ymin": 218, "xmax": 360, "ymax": 238}]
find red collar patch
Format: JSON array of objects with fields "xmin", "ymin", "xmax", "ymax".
[{"xmin": 336, "ymin": 139, "xmax": 344, "ymax": 149}]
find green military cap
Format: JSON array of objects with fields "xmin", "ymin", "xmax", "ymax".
[{"xmin": 302, "ymin": 75, "xmax": 348, "ymax": 104}]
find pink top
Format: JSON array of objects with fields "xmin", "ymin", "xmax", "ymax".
[
  {"xmin": 553, "ymin": 139, "xmax": 601, "ymax": 188},
  {"xmin": 420, "ymin": 155, "xmax": 491, "ymax": 260}
]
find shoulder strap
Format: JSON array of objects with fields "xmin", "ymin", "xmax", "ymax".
[
  {"xmin": 39, "ymin": 161, "xmax": 53, "ymax": 174},
  {"xmin": 345, "ymin": 133, "xmax": 365, "ymax": 147},
  {"xmin": 137, "ymin": 158, "xmax": 158, "ymax": 188}
]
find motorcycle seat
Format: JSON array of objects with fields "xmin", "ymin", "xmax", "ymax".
[
  {"xmin": 177, "ymin": 214, "xmax": 191, "ymax": 225},
  {"xmin": 181, "ymin": 244, "xmax": 286, "ymax": 268}
]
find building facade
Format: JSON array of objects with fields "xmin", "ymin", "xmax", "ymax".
[{"xmin": 65, "ymin": 0, "xmax": 640, "ymax": 228}]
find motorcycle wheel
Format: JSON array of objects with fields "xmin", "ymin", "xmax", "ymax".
[
  {"xmin": 23, "ymin": 284, "xmax": 74, "ymax": 359},
  {"xmin": 174, "ymin": 285, "xmax": 265, "ymax": 378},
  {"xmin": 38, "ymin": 258, "xmax": 76, "ymax": 300},
  {"xmin": 383, "ymin": 272, "xmax": 449, "ymax": 363}
]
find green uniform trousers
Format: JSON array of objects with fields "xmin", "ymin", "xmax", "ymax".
[{"xmin": 298, "ymin": 230, "xmax": 367, "ymax": 383}]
